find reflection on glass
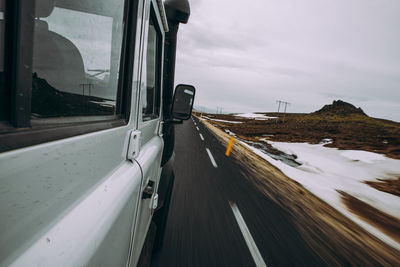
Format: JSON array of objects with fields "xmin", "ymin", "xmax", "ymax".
[
  {"xmin": 142, "ymin": 13, "xmax": 160, "ymax": 121},
  {"xmin": 31, "ymin": 0, "xmax": 125, "ymax": 118},
  {"xmin": 172, "ymin": 86, "xmax": 195, "ymax": 120}
]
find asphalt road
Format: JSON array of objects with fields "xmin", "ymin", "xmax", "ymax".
[{"xmin": 151, "ymin": 117, "xmax": 326, "ymax": 267}]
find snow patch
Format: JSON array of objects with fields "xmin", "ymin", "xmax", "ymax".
[
  {"xmin": 224, "ymin": 129, "xmax": 236, "ymax": 136},
  {"xmin": 341, "ymin": 150, "xmax": 386, "ymax": 164},
  {"xmin": 241, "ymin": 140, "xmax": 400, "ymax": 250},
  {"xmin": 235, "ymin": 113, "xmax": 277, "ymax": 120},
  {"xmin": 319, "ymin": 138, "xmax": 333, "ymax": 144},
  {"xmin": 209, "ymin": 118, "xmax": 243, "ymax": 124},
  {"xmin": 89, "ymin": 100, "xmax": 115, "ymax": 107}
]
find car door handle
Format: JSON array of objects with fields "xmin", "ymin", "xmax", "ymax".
[{"xmin": 142, "ymin": 180, "xmax": 154, "ymax": 199}]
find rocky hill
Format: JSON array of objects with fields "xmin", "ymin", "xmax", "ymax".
[{"xmin": 314, "ymin": 100, "xmax": 367, "ymax": 116}]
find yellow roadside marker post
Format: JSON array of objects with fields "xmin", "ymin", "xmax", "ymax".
[{"xmin": 225, "ymin": 136, "xmax": 234, "ymax": 157}]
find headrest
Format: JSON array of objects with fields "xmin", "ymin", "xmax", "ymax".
[
  {"xmin": 35, "ymin": 20, "xmax": 49, "ymax": 31},
  {"xmin": 35, "ymin": 0, "xmax": 55, "ymax": 18}
]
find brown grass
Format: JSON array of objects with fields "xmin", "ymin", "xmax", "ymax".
[
  {"xmin": 197, "ymin": 112, "xmax": 400, "ymax": 159},
  {"xmin": 339, "ymin": 191, "xmax": 400, "ymax": 243},
  {"xmin": 197, "ymin": 116, "xmax": 400, "ymax": 265},
  {"xmin": 365, "ymin": 177, "xmax": 400, "ymax": 197}
]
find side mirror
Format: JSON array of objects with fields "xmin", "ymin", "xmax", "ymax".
[{"xmin": 171, "ymin": 84, "xmax": 195, "ymax": 120}]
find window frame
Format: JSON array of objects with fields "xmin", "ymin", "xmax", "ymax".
[
  {"xmin": 5, "ymin": 0, "xmax": 35, "ymax": 128},
  {"xmin": 0, "ymin": 0, "xmax": 8, "ymax": 121},
  {"xmin": 0, "ymin": 0, "xmax": 138, "ymax": 153},
  {"xmin": 141, "ymin": 2, "xmax": 163, "ymax": 123}
]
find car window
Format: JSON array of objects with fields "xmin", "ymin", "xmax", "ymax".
[
  {"xmin": 31, "ymin": 0, "xmax": 125, "ymax": 119},
  {"xmin": 142, "ymin": 9, "xmax": 161, "ymax": 122},
  {"xmin": 0, "ymin": 0, "xmax": 6, "ymax": 120}
]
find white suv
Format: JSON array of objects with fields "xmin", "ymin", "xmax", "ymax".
[{"xmin": 0, "ymin": 0, "xmax": 194, "ymax": 266}]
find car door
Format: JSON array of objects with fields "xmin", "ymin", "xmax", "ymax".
[
  {"xmin": 0, "ymin": 0, "xmax": 144, "ymax": 266},
  {"xmin": 128, "ymin": 0, "xmax": 166, "ymax": 264}
]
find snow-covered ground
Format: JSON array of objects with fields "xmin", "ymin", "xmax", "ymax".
[
  {"xmin": 234, "ymin": 113, "xmax": 277, "ymax": 120},
  {"xmin": 209, "ymin": 118, "xmax": 243, "ymax": 124},
  {"xmin": 200, "ymin": 116, "xmax": 211, "ymax": 120},
  {"xmin": 241, "ymin": 140, "xmax": 400, "ymax": 250}
]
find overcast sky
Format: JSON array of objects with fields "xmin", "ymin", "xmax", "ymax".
[{"xmin": 174, "ymin": 0, "xmax": 400, "ymax": 121}]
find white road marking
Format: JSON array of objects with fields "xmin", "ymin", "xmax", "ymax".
[
  {"xmin": 206, "ymin": 148, "xmax": 218, "ymax": 168},
  {"xmin": 199, "ymin": 133, "xmax": 204, "ymax": 141},
  {"xmin": 196, "ymin": 126, "xmax": 200, "ymax": 131},
  {"xmin": 229, "ymin": 201, "xmax": 267, "ymax": 267}
]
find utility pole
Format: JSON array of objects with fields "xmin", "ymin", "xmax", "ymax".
[
  {"xmin": 80, "ymin": 83, "xmax": 94, "ymax": 96},
  {"xmin": 282, "ymin": 101, "xmax": 290, "ymax": 122},
  {"xmin": 276, "ymin": 100, "xmax": 282, "ymax": 123},
  {"xmin": 276, "ymin": 100, "xmax": 282, "ymax": 113},
  {"xmin": 276, "ymin": 100, "xmax": 290, "ymax": 122},
  {"xmin": 88, "ymin": 83, "xmax": 93, "ymax": 96}
]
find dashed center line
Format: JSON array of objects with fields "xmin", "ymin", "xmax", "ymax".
[
  {"xmin": 196, "ymin": 126, "xmax": 200, "ymax": 131},
  {"xmin": 199, "ymin": 133, "xmax": 204, "ymax": 141},
  {"xmin": 205, "ymin": 148, "xmax": 218, "ymax": 168},
  {"xmin": 229, "ymin": 201, "xmax": 267, "ymax": 267}
]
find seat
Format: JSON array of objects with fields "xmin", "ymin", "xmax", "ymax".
[{"xmin": 32, "ymin": 0, "xmax": 85, "ymax": 96}]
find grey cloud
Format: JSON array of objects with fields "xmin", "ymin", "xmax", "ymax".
[
  {"xmin": 180, "ymin": 23, "xmax": 247, "ymax": 52},
  {"xmin": 175, "ymin": 0, "xmax": 400, "ymax": 122},
  {"xmin": 267, "ymin": 67, "xmax": 311, "ymax": 78}
]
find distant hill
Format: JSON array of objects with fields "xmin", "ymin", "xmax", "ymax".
[{"xmin": 313, "ymin": 100, "xmax": 367, "ymax": 116}]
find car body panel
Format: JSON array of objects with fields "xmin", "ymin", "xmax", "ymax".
[
  {"xmin": 0, "ymin": 124, "xmax": 140, "ymax": 266},
  {"xmin": 0, "ymin": 0, "xmax": 176, "ymax": 265}
]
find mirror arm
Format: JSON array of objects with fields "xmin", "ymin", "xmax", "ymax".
[{"xmin": 164, "ymin": 119, "xmax": 183, "ymax": 125}]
